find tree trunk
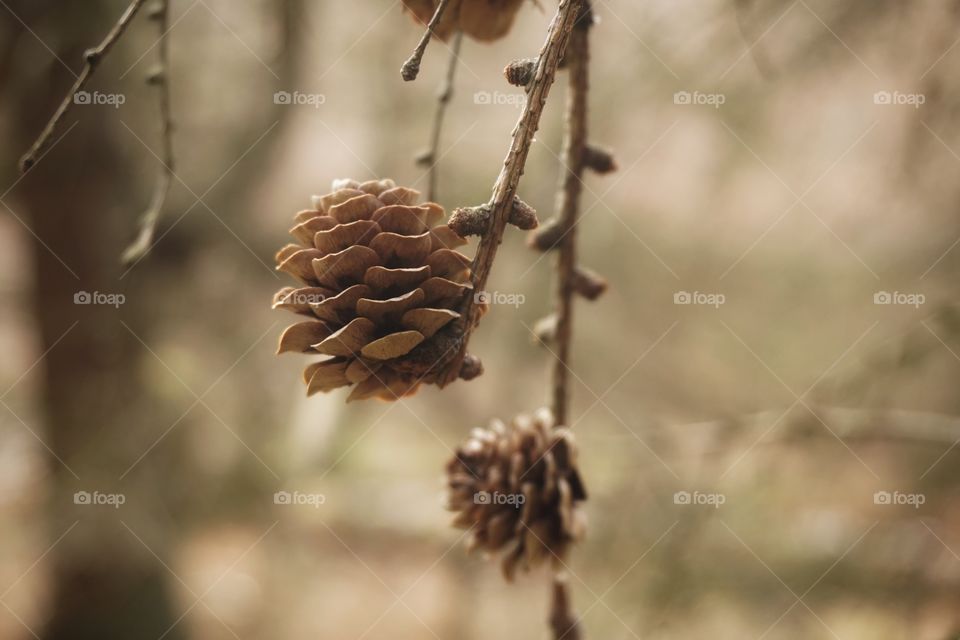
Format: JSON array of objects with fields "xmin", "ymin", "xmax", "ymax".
[{"xmin": 2, "ymin": 1, "xmax": 183, "ymax": 638}]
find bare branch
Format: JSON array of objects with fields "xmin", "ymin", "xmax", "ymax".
[
  {"xmin": 19, "ymin": 0, "xmax": 150, "ymax": 172},
  {"xmin": 121, "ymin": 0, "xmax": 174, "ymax": 265},
  {"xmin": 549, "ymin": 575, "xmax": 582, "ymax": 640},
  {"xmin": 733, "ymin": 0, "xmax": 776, "ymax": 80},
  {"xmin": 401, "ymin": 0, "xmax": 455, "ymax": 81},
  {"xmin": 439, "ymin": 0, "xmax": 586, "ymax": 386},
  {"xmin": 417, "ymin": 29, "xmax": 463, "ymax": 202},
  {"xmin": 550, "ymin": 3, "xmax": 592, "ymax": 427},
  {"xmin": 545, "ymin": 5, "xmax": 594, "ymax": 637}
]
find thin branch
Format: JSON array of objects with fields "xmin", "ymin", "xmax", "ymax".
[
  {"xmin": 733, "ymin": 0, "xmax": 776, "ymax": 80},
  {"xmin": 419, "ymin": 29, "xmax": 463, "ymax": 202},
  {"xmin": 121, "ymin": 0, "xmax": 174, "ymax": 265},
  {"xmin": 440, "ymin": 0, "xmax": 586, "ymax": 386},
  {"xmin": 545, "ymin": 5, "xmax": 592, "ymax": 638},
  {"xmin": 549, "ymin": 574, "xmax": 582, "ymax": 640},
  {"xmin": 19, "ymin": 0, "xmax": 150, "ymax": 172},
  {"xmin": 551, "ymin": 3, "xmax": 591, "ymax": 428},
  {"xmin": 700, "ymin": 405, "xmax": 960, "ymax": 451},
  {"xmin": 401, "ymin": 0, "xmax": 455, "ymax": 81}
]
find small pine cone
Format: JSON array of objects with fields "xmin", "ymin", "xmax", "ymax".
[
  {"xmin": 532, "ymin": 313, "xmax": 558, "ymax": 346},
  {"xmin": 504, "ymin": 58, "xmax": 537, "ymax": 87},
  {"xmin": 572, "ymin": 266, "xmax": 608, "ymax": 301},
  {"xmin": 582, "ymin": 145, "xmax": 618, "ymax": 174},
  {"xmin": 509, "ymin": 196, "xmax": 539, "ymax": 230},
  {"xmin": 448, "ymin": 204, "xmax": 491, "ymax": 238},
  {"xmin": 273, "ymin": 178, "xmax": 475, "ymax": 402},
  {"xmin": 528, "ymin": 217, "xmax": 565, "ymax": 252},
  {"xmin": 459, "ymin": 353, "xmax": 484, "ymax": 380},
  {"xmin": 146, "ymin": 1, "xmax": 164, "ymax": 20},
  {"xmin": 446, "ymin": 409, "xmax": 587, "ymax": 581},
  {"xmin": 402, "ymin": 0, "xmax": 526, "ymax": 42}
]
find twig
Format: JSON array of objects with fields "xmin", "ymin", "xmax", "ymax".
[
  {"xmin": 549, "ymin": 574, "xmax": 582, "ymax": 640},
  {"xmin": 121, "ymin": 0, "xmax": 174, "ymax": 265},
  {"xmin": 550, "ymin": 3, "xmax": 591, "ymax": 428},
  {"xmin": 698, "ymin": 405, "xmax": 960, "ymax": 451},
  {"xmin": 19, "ymin": 0, "xmax": 150, "ymax": 172},
  {"xmin": 419, "ymin": 29, "xmax": 463, "ymax": 202},
  {"xmin": 440, "ymin": 0, "xmax": 585, "ymax": 386},
  {"xmin": 544, "ymin": 5, "xmax": 592, "ymax": 638},
  {"xmin": 401, "ymin": 0, "xmax": 455, "ymax": 81},
  {"xmin": 733, "ymin": 0, "xmax": 776, "ymax": 80}
]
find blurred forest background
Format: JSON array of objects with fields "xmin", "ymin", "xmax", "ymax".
[{"xmin": 2, "ymin": 0, "xmax": 960, "ymax": 638}]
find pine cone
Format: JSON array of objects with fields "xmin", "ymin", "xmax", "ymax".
[
  {"xmin": 273, "ymin": 178, "xmax": 476, "ymax": 402},
  {"xmin": 402, "ymin": 0, "xmax": 526, "ymax": 42},
  {"xmin": 446, "ymin": 409, "xmax": 587, "ymax": 581}
]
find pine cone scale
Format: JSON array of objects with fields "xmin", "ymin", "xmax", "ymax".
[
  {"xmin": 304, "ymin": 359, "xmax": 349, "ymax": 395},
  {"xmin": 277, "ymin": 320, "xmax": 334, "ymax": 355},
  {"xmin": 314, "ymin": 219, "xmax": 380, "ymax": 254}
]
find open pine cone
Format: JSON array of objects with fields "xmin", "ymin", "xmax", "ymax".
[
  {"xmin": 402, "ymin": 0, "xmax": 526, "ymax": 42},
  {"xmin": 446, "ymin": 408, "xmax": 587, "ymax": 581},
  {"xmin": 273, "ymin": 178, "xmax": 478, "ymax": 402}
]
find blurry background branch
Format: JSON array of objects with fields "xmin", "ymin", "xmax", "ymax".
[
  {"xmin": 548, "ymin": 1, "xmax": 593, "ymax": 430},
  {"xmin": 542, "ymin": 2, "xmax": 595, "ymax": 637},
  {"xmin": 121, "ymin": 0, "xmax": 173, "ymax": 265},
  {"xmin": 732, "ymin": 0, "xmax": 776, "ymax": 81},
  {"xmin": 416, "ymin": 29, "xmax": 463, "ymax": 203},
  {"xmin": 19, "ymin": 0, "xmax": 148, "ymax": 172}
]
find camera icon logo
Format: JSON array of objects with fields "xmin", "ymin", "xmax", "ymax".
[
  {"xmin": 74, "ymin": 291, "xmax": 92, "ymax": 304},
  {"xmin": 873, "ymin": 91, "xmax": 892, "ymax": 105},
  {"xmin": 273, "ymin": 491, "xmax": 292, "ymax": 505},
  {"xmin": 873, "ymin": 491, "xmax": 891, "ymax": 505},
  {"xmin": 674, "ymin": 291, "xmax": 692, "ymax": 305},
  {"xmin": 474, "ymin": 291, "xmax": 492, "ymax": 305},
  {"xmin": 673, "ymin": 91, "xmax": 692, "ymax": 105},
  {"xmin": 673, "ymin": 491, "xmax": 691, "ymax": 505},
  {"xmin": 873, "ymin": 291, "xmax": 892, "ymax": 305},
  {"xmin": 473, "ymin": 491, "xmax": 492, "ymax": 505},
  {"xmin": 73, "ymin": 491, "xmax": 92, "ymax": 505},
  {"xmin": 474, "ymin": 91, "xmax": 492, "ymax": 105},
  {"xmin": 73, "ymin": 91, "xmax": 92, "ymax": 105},
  {"xmin": 273, "ymin": 91, "xmax": 292, "ymax": 105}
]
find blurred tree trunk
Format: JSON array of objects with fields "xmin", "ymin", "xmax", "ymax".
[{"xmin": 1, "ymin": 1, "xmax": 183, "ymax": 638}]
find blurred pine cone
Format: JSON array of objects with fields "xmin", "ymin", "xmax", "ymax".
[
  {"xmin": 273, "ymin": 178, "xmax": 477, "ymax": 402},
  {"xmin": 402, "ymin": 0, "xmax": 526, "ymax": 42},
  {"xmin": 446, "ymin": 409, "xmax": 587, "ymax": 581}
]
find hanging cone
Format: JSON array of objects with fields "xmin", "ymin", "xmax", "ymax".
[
  {"xmin": 445, "ymin": 408, "xmax": 587, "ymax": 581},
  {"xmin": 402, "ymin": 0, "xmax": 527, "ymax": 42},
  {"xmin": 274, "ymin": 178, "xmax": 481, "ymax": 402}
]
